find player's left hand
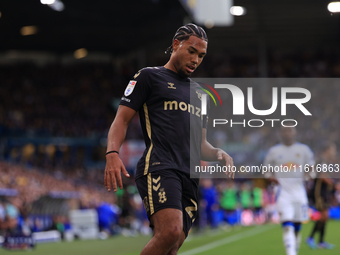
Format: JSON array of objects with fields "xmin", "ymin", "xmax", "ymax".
[{"xmin": 217, "ymin": 150, "xmax": 234, "ymax": 179}]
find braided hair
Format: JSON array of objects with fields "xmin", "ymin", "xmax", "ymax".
[{"xmin": 165, "ymin": 23, "xmax": 208, "ymax": 54}]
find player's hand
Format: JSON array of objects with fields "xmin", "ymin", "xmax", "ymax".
[
  {"xmin": 217, "ymin": 150, "xmax": 234, "ymax": 179},
  {"xmin": 104, "ymin": 153, "xmax": 130, "ymax": 192}
]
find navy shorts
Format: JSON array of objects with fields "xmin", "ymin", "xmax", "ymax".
[{"xmin": 135, "ymin": 169, "xmax": 199, "ymax": 237}]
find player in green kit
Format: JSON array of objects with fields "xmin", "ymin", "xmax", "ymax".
[
  {"xmin": 220, "ymin": 180, "xmax": 238, "ymax": 224},
  {"xmin": 240, "ymin": 183, "xmax": 252, "ymax": 209}
]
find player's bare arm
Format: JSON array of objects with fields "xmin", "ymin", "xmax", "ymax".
[
  {"xmin": 200, "ymin": 128, "xmax": 234, "ymax": 178},
  {"xmin": 104, "ymin": 105, "xmax": 136, "ymax": 192}
]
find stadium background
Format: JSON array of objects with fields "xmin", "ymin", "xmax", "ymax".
[{"xmin": 0, "ymin": 0, "xmax": 340, "ymax": 254}]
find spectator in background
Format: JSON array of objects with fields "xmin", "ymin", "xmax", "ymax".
[
  {"xmin": 49, "ymin": 216, "xmax": 65, "ymax": 239},
  {"xmin": 253, "ymin": 187, "xmax": 263, "ymax": 215},
  {"xmin": 220, "ymin": 180, "xmax": 238, "ymax": 225},
  {"xmin": 96, "ymin": 202, "xmax": 120, "ymax": 235},
  {"xmin": 200, "ymin": 179, "xmax": 219, "ymax": 228},
  {"xmin": 32, "ymin": 217, "xmax": 44, "ymax": 233},
  {"xmin": 0, "ymin": 199, "xmax": 6, "ymax": 235},
  {"xmin": 252, "ymin": 186, "xmax": 266, "ymax": 224},
  {"xmin": 240, "ymin": 182, "xmax": 252, "ymax": 210},
  {"xmin": 4, "ymin": 198, "xmax": 20, "ymax": 234}
]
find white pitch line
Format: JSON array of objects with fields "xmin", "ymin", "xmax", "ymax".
[
  {"xmin": 185, "ymin": 228, "xmax": 227, "ymax": 243},
  {"xmin": 179, "ymin": 225, "xmax": 276, "ymax": 255}
]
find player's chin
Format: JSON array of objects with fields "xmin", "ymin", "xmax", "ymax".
[{"xmin": 180, "ymin": 68, "xmax": 194, "ymax": 78}]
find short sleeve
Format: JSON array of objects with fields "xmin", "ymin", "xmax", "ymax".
[
  {"xmin": 119, "ymin": 69, "xmax": 152, "ymax": 111},
  {"xmin": 263, "ymin": 148, "xmax": 276, "ymax": 178},
  {"xmin": 263, "ymin": 148, "xmax": 275, "ymax": 166}
]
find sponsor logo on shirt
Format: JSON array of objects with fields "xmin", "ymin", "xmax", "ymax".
[
  {"xmin": 167, "ymin": 82, "xmax": 176, "ymax": 89},
  {"xmin": 121, "ymin": 97, "xmax": 131, "ymax": 102},
  {"xmin": 164, "ymin": 100, "xmax": 201, "ymax": 117}
]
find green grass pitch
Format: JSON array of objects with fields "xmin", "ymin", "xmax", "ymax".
[{"xmin": 2, "ymin": 221, "xmax": 339, "ymax": 255}]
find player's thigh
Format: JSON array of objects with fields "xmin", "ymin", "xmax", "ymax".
[
  {"xmin": 276, "ymin": 199, "xmax": 294, "ymax": 222},
  {"xmin": 151, "ymin": 208, "xmax": 183, "ymax": 235},
  {"xmin": 293, "ymin": 202, "xmax": 309, "ymax": 222},
  {"xmin": 181, "ymin": 174, "xmax": 199, "ymax": 237},
  {"xmin": 135, "ymin": 170, "xmax": 183, "ymax": 229}
]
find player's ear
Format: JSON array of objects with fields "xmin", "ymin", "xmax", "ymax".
[{"xmin": 172, "ymin": 39, "xmax": 181, "ymax": 52}]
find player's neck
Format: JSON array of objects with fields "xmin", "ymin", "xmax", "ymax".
[
  {"xmin": 164, "ymin": 61, "xmax": 178, "ymax": 74},
  {"xmin": 283, "ymin": 141, "xmax": 295, "ymax": 146}
]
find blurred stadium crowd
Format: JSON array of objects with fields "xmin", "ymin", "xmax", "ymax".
[
  {"xmin": 1, "ymin": 49, "xmax": 340, "ymax": 239},
  {"xmin": 2, "ymin": 49, "xmax": 340, "ymax": 139}
]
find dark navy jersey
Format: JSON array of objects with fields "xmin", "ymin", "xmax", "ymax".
[
  {"xmin": 119, "ymin": 66, "xmax": 208, "ymax": 180},
  {"xmin": 311, "ymin": 159, "xmax": 335, "ymax": 197}
]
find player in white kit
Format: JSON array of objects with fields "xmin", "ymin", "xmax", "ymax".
[{"xmin": 264, "ymin": 127, "xmax": 315, "ymax": 255}]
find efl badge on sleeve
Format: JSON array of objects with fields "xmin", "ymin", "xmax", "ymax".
[{"xmin": 124, "ymin": 80, "xmax": 137, "ymax": 96}]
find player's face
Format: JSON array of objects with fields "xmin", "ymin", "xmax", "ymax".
[
  {"xmin": 172, "ymin": 36, "xmax": 207, "ymax": 77},
  {"xmin": 280, "ymin": 127, "xmax": 296, "ymax": 145}
]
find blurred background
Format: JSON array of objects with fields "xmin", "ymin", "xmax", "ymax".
[{"xmin": 0, "ymin": 0, "xmax": 340, "ymax": 254}]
